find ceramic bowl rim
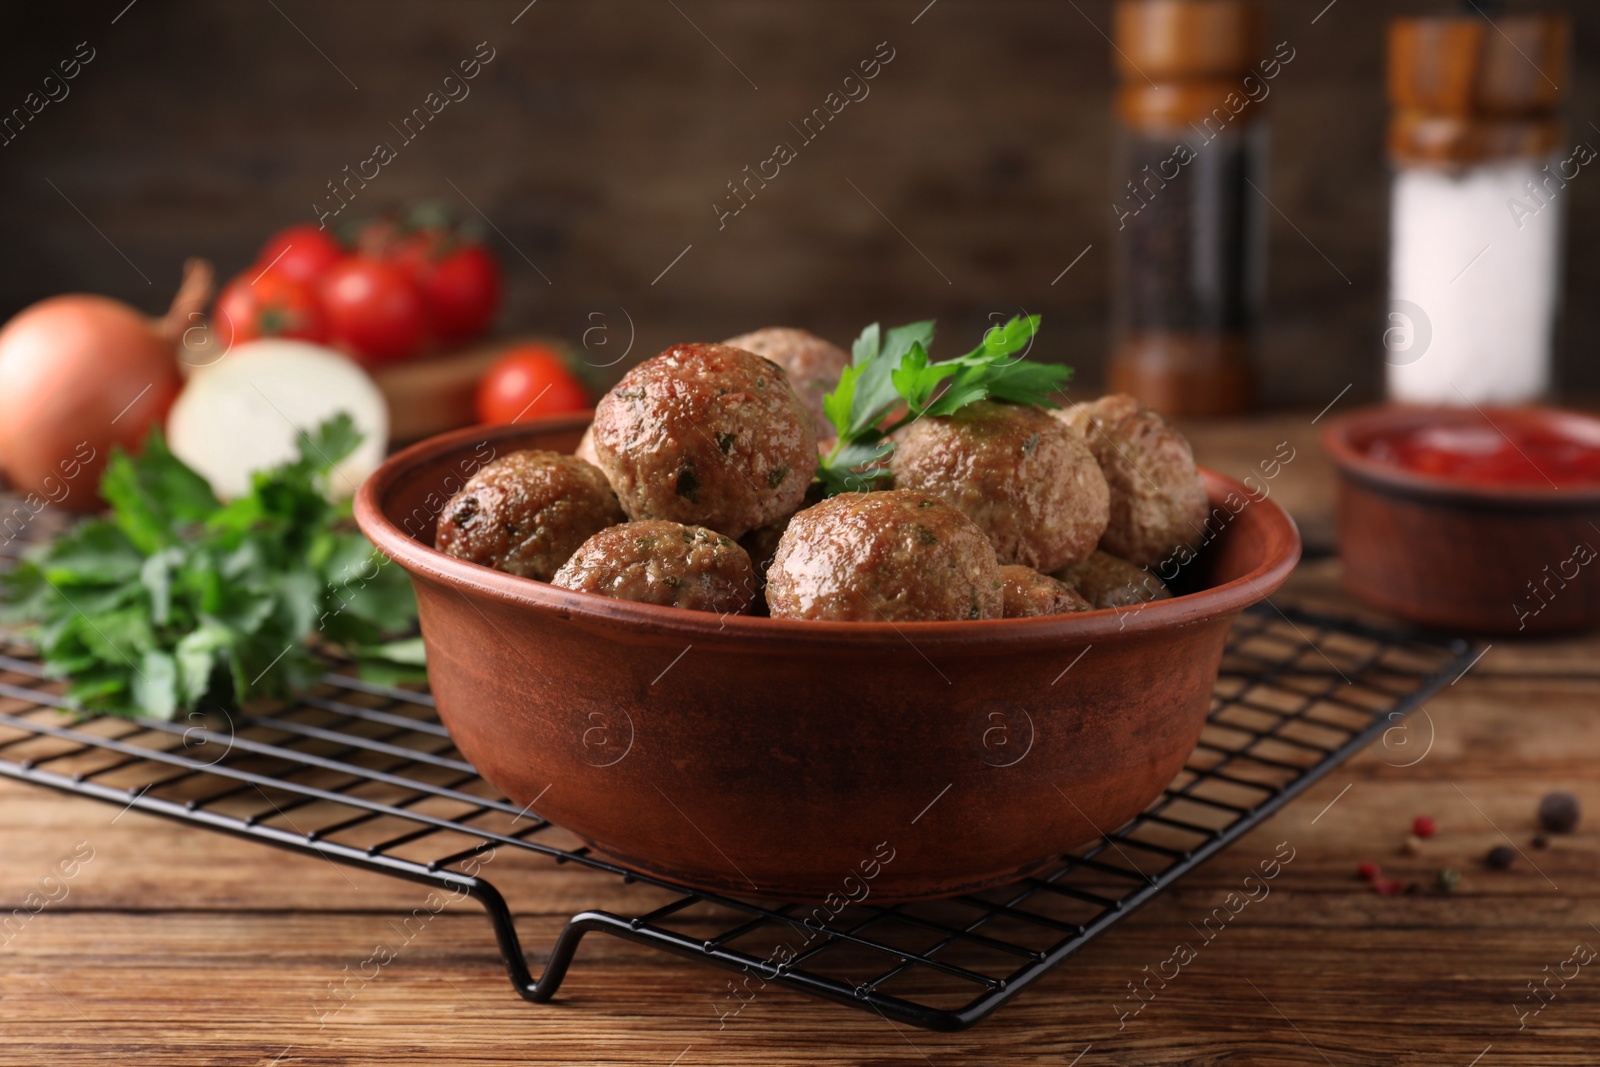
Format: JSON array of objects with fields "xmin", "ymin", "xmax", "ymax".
[
  {"xmin": 354, "ymin": 416, "xmax": 1303, "ymax": 649},
  {"xmin": 1322, "ymin": 404, "xmax": 1600, "ymax": 508}
]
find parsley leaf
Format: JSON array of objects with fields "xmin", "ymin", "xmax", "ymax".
[
  {"xmin": 100, "ymin": 427, "xmax": 220, "ymax": 554},
  {"xmin": 816, "ymin": 314, "xmax": 1072, "ymax": 494},
  {"xmin": 0, "ymin": 414, "xmax": 420, "ymax": 721},
  {"xmin": 815, "ymin": 439, "xmax": 895, "ymax": 496}
]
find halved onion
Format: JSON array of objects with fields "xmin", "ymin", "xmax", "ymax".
[{"xmin": 167, "ymin": 340, "xmax": 387, "ymax": 500}]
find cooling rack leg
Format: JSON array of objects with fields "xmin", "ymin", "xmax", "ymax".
[
  {"xmin": 466, "ymin": 880, "xmax": 541, "ymax": 997},
  {"xmin": 527, "ymin": 913, "xmax": 617, "ymax": 1003},
  {"xmin": 467, "ymin": 879, "xmax": 619, "ymax": 1003}
]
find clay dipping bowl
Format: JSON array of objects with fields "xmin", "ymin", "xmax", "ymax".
[
  {"xmin": 355, "ymin": 416, "xmax": 1301, "ymax": 903},
  {"xmin": 1324, "ymin": 405, "xmax": 1600, "ymax": 635}
]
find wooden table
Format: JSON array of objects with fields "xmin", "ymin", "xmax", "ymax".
[{"xmin": 3, "ymin": 416, "xmax": 1598, "ymax": 1066}]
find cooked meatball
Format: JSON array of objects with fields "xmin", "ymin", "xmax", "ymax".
[
  {"xmin": 766, "ymin": 489, "xmax": 1003, "ymax": 622},
  {"xmin": 1000, "ymin": 565, "xmax": 1091, "ymax": 618},
  {"xmin": 435, "ymin": 450, "xmax": 623, "ymax": 579},
  {"xmin": 888, "ymin": 401, "xmax": 1109, "ymax": 573},
  {"xmin": 1056, "ymin": 394, "xmax": 1208, "ymax": 568},
  {"xmin": 723, "ymin": 327, "xmax": 849, "ymax": 442},
  {"xmin": 591, "ymin": 342, "xmax": 818, "ymax": 538},
  {"xmin": 552, "ymin": 520, "xmax": 756, "ymax": 614},
  {"xmin": 1054, "ymin": 550, "xmax": 1171, "ymax": 609},
  {"xmin": 574, "ymin": 423, "xmax": 599, "ymax": 466}
]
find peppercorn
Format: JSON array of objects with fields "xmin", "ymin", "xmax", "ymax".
[
  {"xmin": 1435, "ymin": 868, "xmax": 1460, "ymax": 892},
  {"xmin": 1486, "ymin": 845, "xmax": 1515, "ymax": 870},
  {"xmin": 1357, "ymin": 861, "xmax": 1381, "ymax": 881},
  {"xmin": 1532, "ymin": 835, "xmax": 1549, "ymax": 850},
  {"xmin": 1538, "ymin": 791, "xmax": 1580, "ymax": 834},
  {"xmin": 1412, "ymin": 815, "xmax": 1437, "ymax": 838},
  {"xmin": 1402, "ymin": 834, "xmax": 1424, "ymax": 856}
]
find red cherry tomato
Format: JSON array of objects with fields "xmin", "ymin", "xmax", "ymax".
[
  {"xmin": 215, "ymin": 269, "xmax": 328, "ymax": 348},
  {"xmin": 317, "ymin": 256, "xmax": 429, "ymax": 365},
  {"xmin": 255, "ymin": 224, "xmax": 345, "ymax": 285},
  {"xmin": 475, "ymin": 346, "xmax": 590, "ymax": 424},
  {"xmin": 410, "ymin": 243, "xmax": 502, "ymax": 342}
]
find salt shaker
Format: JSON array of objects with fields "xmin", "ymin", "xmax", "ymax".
[
  {"xmin": 1109, "ymin": 0, "xmax": 1271, "ymax": 417},
  {"xmin": 1386, "ymin": 14, "xmax": 1570, "ymax": 404}
]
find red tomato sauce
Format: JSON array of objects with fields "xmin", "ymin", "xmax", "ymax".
[{"xmin": 1364, "ymin": 417, "xmax": 1600, "ymax": 488}]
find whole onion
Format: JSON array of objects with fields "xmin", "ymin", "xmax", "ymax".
[{"xmin": 0, "ymin": 262, "xmax": 210, "ymax": 512}]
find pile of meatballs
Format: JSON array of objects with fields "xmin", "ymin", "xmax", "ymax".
[{"xmin": 435, "ymin": 328, "xmax": 1211, "ymax": 623}]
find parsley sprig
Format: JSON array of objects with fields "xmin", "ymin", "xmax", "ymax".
[
  {"xmin": 817, "ymin": 314, "xmax": 1072, "ymax": 494},
  {"xmin": 0, "ymin": 415, "xmax": 421, "ymax": 721}
]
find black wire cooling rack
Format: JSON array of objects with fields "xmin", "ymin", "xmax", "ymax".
[{"xmin": 0, "ymin": 595, "xmax": 1471, "ymax": 1031}]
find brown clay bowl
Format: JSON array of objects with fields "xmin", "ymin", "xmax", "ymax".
[
  {"xmin": 1323, "ymin": 405, "xmax": 1600, "ymax": 635},
  {"xmin": 354, "ymin": 415, "xmax": 1301, "ymax": 903}
]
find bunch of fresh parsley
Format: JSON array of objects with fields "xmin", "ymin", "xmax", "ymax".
[
  {"xmin": 0, "ymin": 415, "xmax": 422, "ymax": 721},
  {"xmin": 816, "ymin": 314, "xmax": 1073, "ymax": 494}
]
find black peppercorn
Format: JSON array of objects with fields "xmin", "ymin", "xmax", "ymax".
[
  {"xmin": 1537, "ymin": 791, "xmax": 1580, "ymax": 834},
  {"xmin": 1485, "ymin": 845, "xmax": 1515, "ymax": 871}
]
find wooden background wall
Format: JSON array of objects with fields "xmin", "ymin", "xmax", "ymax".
[{"xmin": 1, "ymin": 0, "xmax": 1595, "ymax": 407}]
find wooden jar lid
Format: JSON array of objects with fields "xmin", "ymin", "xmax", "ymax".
[
  {"xmin": 1113, "ymin": 0, "xmax": 1264, "ymax": 81},
  {"xmin": 1388, "ymin": 14, "xmax": 1567, "ymax": 164},
  {"xmin": 1114, "ymin": 1, "xmax": 1266, "ymax": 128},
  {"xmin": 1388, "ymin": 114, "xmax": 1562, "ymax": 167}
]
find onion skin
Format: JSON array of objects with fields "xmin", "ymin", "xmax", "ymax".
[{"xmin": 0, "ymin": 294, "xmax": 183, "ymax": 511}]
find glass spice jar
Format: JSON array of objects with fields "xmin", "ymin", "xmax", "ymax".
[
  {"xmin": 1109, "ymin": 0, "xmax": 1271, "ymax": 417},
  {"xmin": 1385, "ymin": 13, "xmax": 1570, "ymax": 405}
]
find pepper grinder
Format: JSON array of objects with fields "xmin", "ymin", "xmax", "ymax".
[
  {"xmin": 1108, "ymin": 0, "xmax": 1267, "ymax": 417},
  {"xmin": 1386, "ymin": 12, "xmax": 1570, "ymax": 404}
]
